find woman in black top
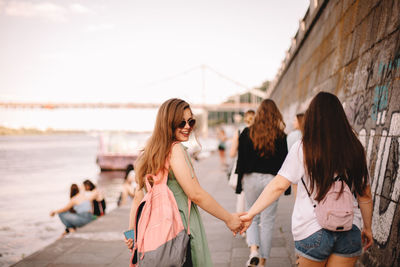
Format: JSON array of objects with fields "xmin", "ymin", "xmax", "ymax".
[
  {"xmin": 83, "ymin": 180, "xmax": 106, "ymax": 216},
  {"xmin": 236, "ymin": 99, "xmax": 287, "ymax": 267}
]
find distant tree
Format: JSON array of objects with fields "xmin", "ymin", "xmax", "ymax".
[{"xmin": 257, "ymin": 80, "xmax": 270, "ymax": 92}]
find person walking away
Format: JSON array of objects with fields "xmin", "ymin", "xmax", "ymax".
[
  {"xmin": 124, "ymin": 98, "xmax": 244, "ymax": 266},
  {"xmin": 217, "ymin": 127, "xmax": 228, "ymax": 168},
  {"xmin": 50, "ymin": 183, "xmax": 96, "ymax": 238},
  {"xmin": 286, "ymin": 113, "xmax": 304, "ymax": 196},
  {"xmin": 240, "ymin": 92, "xmax": 373, "ymax": 267},
  {"xmin": 287, "ymin": 113, "xmax": 304, "ymax": 150},
  {"xmin": 229, "ymin": 110, "xmax": 255, "ymax": 215},
  {"xmin": 236, "ymin": 99, "xmax": 288, "ymax": 267},
  {"xmin": 83, "ymin": 179, "xmax": 106, "ymax": 217}
]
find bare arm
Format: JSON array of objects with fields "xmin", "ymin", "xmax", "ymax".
[
  {"xmin": 125, "ymin": 186, "xmax": 144, "ymax": 250},
  {"xmin": 240, "ymin": 175, "xmax": 291, "ymax": 233},
  {"xmin": 128, "ymin": 187, "xmax": 144, "ymax": 230},
  {"xmin": 87, "ymin": 189, "xmax": 99, "ymax": 201},
  {"xmin": 229, "ymin": 131, "xmax": 239, "ymax": 158},
  {"xmin": 357, "ymin": 184, "xmax": 373, "ymax": 250},
  {"xmin": 170, "ymin": 144, "xmax": 242, "ymax": 233},
  {"xmin": 50, "ymin": 199, "xmax": 75, "ymax": 216}
]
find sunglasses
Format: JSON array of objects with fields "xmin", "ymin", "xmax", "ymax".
[{"xmin": 177, "ymin": 118, "xmax": 196, "ymax": 129}]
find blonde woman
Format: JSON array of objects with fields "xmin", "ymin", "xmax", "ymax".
[{"xmin": 125, "ymin": 98, "xmax": 243, "ymax": 266}]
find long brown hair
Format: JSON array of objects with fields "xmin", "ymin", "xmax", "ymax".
[
  {"xmin": 302, "ymin": 92, "xmax": 369, "ymax": 201},
  {"xmin": 70, "ymin": 184, "xmax": 79, "ymax": 198},
  {"xmin": 296, "ymin": 113, "xmax": 304, "ymax": 131},
  {"xmin": 135, "ymin": 98, "xmax": 192, "ymax": 189},
  {"xmin": 249, "ymin": 99, "xmax": 285, "ymax": 157}
]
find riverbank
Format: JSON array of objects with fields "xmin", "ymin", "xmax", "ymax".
[
  {"xmin": 0, "ymin": 126, "xmax": 86, "ymax": 135},
  {"xmin": 12, "ymin": 153, "xmax": 296, "ymax": 267},
  {"xmin": 0, "ymin": 126, "xmax": 156, "ymax": 136}
]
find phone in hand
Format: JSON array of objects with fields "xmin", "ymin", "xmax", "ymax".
[{"xmin": 124, "ymin": 229, "xmax": 135, "ymax": 241}]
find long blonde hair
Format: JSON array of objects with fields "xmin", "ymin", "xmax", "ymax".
[
  {"xmin": 249, "ymin": 99, "xmax": 285, "ymax": 157},
  {"xmin": 135, "ymin": 98, "xmax": 192, "ymax": 189}
]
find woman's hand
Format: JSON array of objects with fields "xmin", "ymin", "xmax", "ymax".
[
  {"xmin": 124, "ymin": 236, "xmax": 134, "ymax": 252},
  {"xmin": 50, "ymin": 211, "xmax": 56, "ymax": 217},
  {"xmin": 361, "ymin": 227, "xmax": 373, "ymax": 251},
  {"xmin": 225, "ymin": 213, "xmax": 245, "ymax": 235},
  {"xmin": 239, "ymin": 213, "xmax": 253, "ymax": 235}
]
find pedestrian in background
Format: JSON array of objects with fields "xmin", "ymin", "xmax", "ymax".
[
  {"xmin": 117, "ymin": 164, "xmax": 137, "ymax": 206},
  {"xmin": 286, "ymin": 112, "xmax": 304, "ymax": 196},
  {"xmin": 240, "ymin": 92, "xmax": 373, "ymax": 267},
  {"xmin": 50, "ymin": 183, "xmax": 95, "ymax": 238},
  {"xmin": 83, "ymin": 179, "xmax": 106, "ymax": 217},
  {"xmin": 229, "ymin": 110, "xmax": 255, "ymax": 215},
  {"xmin": 287, "ymin": 112, "xmax": 304, "ymax": 150},
  {"xmin": 217, "ymin": 127, "xmax": 228, "ymax": 168},
  {"xmin": 236, "ymin": 99, "xmax": 288, "ymax": 267}
]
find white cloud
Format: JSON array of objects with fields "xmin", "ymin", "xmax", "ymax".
[
  {"xmin": 4, "ymin": 1, "xmax": 67, "ymax": 22},
  {"xmin": 85, "ymin": 23, "xmax": 115, "ymax": 32},
  {"xmin": 2, "ymin": 1, "xmax": 93, "ymax": 22},
  {"xmin": 0, "ymin": 0, "xmax": 5, "ymax": 12},
  {"xmin": 40, "ymin": 52, "xmax": 68, "ymax": 61},
  {"xmin": 69, "ymin": 3, "xmax": 92, "ymax": 15}
]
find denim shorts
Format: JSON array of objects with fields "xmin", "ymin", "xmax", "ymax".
[{"xmin": 294, "ymin": 224, "xmax": 362, "ymax": 262}]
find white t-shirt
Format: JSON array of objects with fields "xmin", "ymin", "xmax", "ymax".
[
  {"xmin": 286, "ymin": 129, "xmax": 302, "ymax": 151},
  {"xmin": 277, "ymin": 140, "xmax": 362, "ymax": 241}
]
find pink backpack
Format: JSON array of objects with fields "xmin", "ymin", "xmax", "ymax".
[
  {"xmin": 301, "ymin": 176, "xmax": 355, "ymax": 231},
  {"xmin": 130, "ymin": 160, "xmax": 191, "ymax": 267}
]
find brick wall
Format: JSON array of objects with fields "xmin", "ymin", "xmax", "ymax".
[{"xmin": 268, "ymin": 0, "xmax": 400, "ymax": 266}]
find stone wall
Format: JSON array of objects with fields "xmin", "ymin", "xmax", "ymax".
[{"xmin": 267, "ymin": 0, "xmax": 400, "ymax": 266}]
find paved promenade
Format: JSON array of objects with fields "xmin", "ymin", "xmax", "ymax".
[{"xmin": 13, "ymin": 153, "xmax": 296, "ymax": 267}]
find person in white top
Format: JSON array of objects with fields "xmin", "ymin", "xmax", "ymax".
[
  {"xmin": 286, "ymin": 113, "xmax": 304, "ymax": 150},
  {"xmin": 286, "ymin": 112, "xmax": 304, "ymax": 197},
  {"xmin": 118, "ymin": 164, "xmax": 137, "ymax": 206},
  {"xmin": 240, "ymin": 92, "xmax": 373, "ymax": 267}
]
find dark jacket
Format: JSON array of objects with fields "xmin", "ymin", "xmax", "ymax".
[{"xmin": 235, "ymin": 127, "xmax": 288, "ymax": 194}]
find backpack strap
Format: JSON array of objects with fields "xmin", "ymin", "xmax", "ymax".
[
  {"xmin": 301, "ymin": 176, "xmax": 316, "ymax": 208},
  {"xmin": 335, "ymin": 175, "xmax": 358, "ymax": 206},
  {"xmin": 144, "ymin": 174, "xmax": 153, "ymax": 192},
  {"xmin": 181, "ymin": 143, "xmax": 193, "ymax": 235},
  {"xmin": 301, "ymin": 175, "xmax": 356, "ymax": 209},
  {"xmin": 187, "ymin": 198, "xmax": 191, "ymax": 235}
]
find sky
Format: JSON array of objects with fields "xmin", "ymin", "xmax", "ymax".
[{"xmin": 0, "ymin": 0, "xmax": 309, "ymax": 105}]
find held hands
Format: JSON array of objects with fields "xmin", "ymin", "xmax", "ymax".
[
  {"xmin": 239, "ymin": 213, "xmax": 253, "ymax": 235},
  {"xmin": 226, "ymin": 212, "xmax": 246, "ymax": 236}
]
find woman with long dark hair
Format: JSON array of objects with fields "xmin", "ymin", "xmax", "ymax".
[
  {"xmin": 236, "ymin": 99, "xmax": 288, "ymax": 267},
  {"xmin": 124, "ymin": 98, "xmax": 243, "ymax": 266},
  {"xmin": 240, "ymin": 92, "xmax": 373, "ymax": 267}
]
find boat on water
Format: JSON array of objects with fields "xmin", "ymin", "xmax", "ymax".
[
  {"xmin": 95, "ymin": 131, "xmax": 218, "ymax": 171},
  {"xmin": 96, "ymin": 132, "xmax": 148, "ymax": 171},
  {"xmin": 96, "ymin": 152, "xmax": 138, "ymax": 171}
]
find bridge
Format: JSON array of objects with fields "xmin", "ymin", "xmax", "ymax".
[
  {"xmin": 0, "ymin": 65, "xmax": 264, "ymax": 136},
  {"xmin": 0, "ymin": 101, "xmax": 258, "ymax": 111}
]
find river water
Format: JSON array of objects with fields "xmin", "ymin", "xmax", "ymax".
[
  {"xmin": 0, "ymin": 133, "xmax": 143, "ymax": 266},
  {"xmin": 0, "ymin": 132, "xmax": 220, "ymax": 266}
]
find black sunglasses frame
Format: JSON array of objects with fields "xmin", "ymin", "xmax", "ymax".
[{"xmin": 177, "ymin": 118, "xmax": 196, "ymax": 129}]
